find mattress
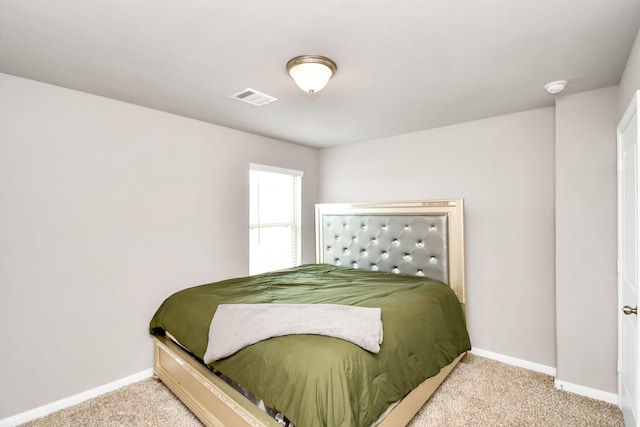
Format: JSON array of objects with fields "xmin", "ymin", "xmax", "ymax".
[{"xmin": 149, "ymin": 264, "xmax": 470, "ymax": 427}]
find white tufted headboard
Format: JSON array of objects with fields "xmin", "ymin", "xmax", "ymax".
[{"xmin": 315, "ymin": 200, "xmax": 466, "ymax": 306}]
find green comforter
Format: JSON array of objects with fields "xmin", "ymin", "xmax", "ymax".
[{"xmin": 150, "ymin": 264, "xmax": 470, "ymax": 427}]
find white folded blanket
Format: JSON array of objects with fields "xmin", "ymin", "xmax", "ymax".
[{"xmin": 203, "ymin": 303, "xmax": 383, "ymax": 363}]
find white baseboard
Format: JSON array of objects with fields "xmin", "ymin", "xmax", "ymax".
[
  {"xmin": 471, "ymin": 347, "xmax": 619, "ymax": 405},
  {"xmin": 0, "ymin": 368, "xmax": 154, "ymax": 427},
  {"xmin": 471, "ymin": 347, "xmax": 557, "ymax": 376},
  {"xmin": 1, "ymin": 350, "xmax": 620, "ymax": 425},
  {"xmin": 554, "ymin": 379, "xmax": 618, "ymax": 405}
]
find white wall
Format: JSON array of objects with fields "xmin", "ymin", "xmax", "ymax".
[
  {"xmin": 318, "ymin": 108, "xmax": 557, "ymax": 368},
  {"xmin": 555, "ymin": 86, "xmax": 619, "ymax": 394},
  {"xmin": 619, "ymin": 28, "xmax": 640, "ymax": 115},
  {"xmin": 0, "ymin": 73, "xmax": 318, "ymax": 418}
]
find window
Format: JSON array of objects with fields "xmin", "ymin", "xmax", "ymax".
[{"xmin": 249, "ymin": 164, "xmax": 303, "ymax": 275}]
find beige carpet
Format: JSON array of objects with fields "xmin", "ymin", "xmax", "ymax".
[{"xmin": 21, "ymin": 354, "xmax": 624, "ymax": 427}]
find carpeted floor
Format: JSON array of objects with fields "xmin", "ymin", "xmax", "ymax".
[
  {"xmin": 406, "ymin": 355, "xmax": 623, "ymax": 427},
  {"xmin": 21, "ymin": 354, "xmax": 624, "ymax": 426}
]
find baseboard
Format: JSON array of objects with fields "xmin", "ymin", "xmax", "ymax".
[
  {"xmin": 554, "ymin": 379, "xmax": 618, "ymax": 405},
  {"xmin": 1, "ymin": 350, "xmax": 620, "ymax": 425},
  {"xmin": 0, "ymin": 368, "xmax": 154, "ymax": 427},
  {"xmin": 471, "ymin": 347, "xmax": 557, "ymax": 376},
  {"xmin": 471, "ymin": 347, "xmax": 619, "ymax": 405}
]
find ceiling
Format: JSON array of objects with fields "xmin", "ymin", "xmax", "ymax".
[{"xmin": 1, "ymin": 1, "xmax": 639, "ymax": 149}]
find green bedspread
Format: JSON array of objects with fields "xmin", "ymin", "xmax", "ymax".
[{"xmin": 150, "ymin": 264, "xmax": 470, "ymax": 427}]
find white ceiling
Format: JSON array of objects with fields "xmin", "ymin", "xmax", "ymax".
[{"xmin": 1, "ymin": 1, "xmax": 639, "ymax": 149}]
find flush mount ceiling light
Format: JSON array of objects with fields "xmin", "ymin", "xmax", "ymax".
[
  {"xmin": 286, "ymin": 55, "xmax": 337, "ymax": 94},
  {"xmin": 544, "ymin": 80, "xmax": 568, "ymax": 95}
]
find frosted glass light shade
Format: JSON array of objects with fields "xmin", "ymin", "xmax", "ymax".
[{"xmin": 286, "ymin": 55, "xmax": 337, "ymax": 94}]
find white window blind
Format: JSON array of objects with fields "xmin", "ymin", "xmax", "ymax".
[{"xmin": 249, "ymin": 164, "xmax": 303, "ymax": 275}]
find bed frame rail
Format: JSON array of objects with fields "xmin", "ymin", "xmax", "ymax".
[
  {"xmin": 154, "ymin": 335, "xmax": 281, "ymax": 427},
  {"xmin": 154, "ymin": 335, "xmax": 464, "ymax": 427}
]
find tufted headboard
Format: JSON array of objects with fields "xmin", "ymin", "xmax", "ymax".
[{"xmin": 315, "ymin": 199, "xmax": 465, "ymax": 306}]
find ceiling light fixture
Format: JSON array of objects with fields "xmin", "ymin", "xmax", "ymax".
[
  {"xmin": 286, "ymin": 55, "xmax": 337, "ymax": 94},
  {"xmin": 544, "ymin": 80, "xmax": 567, "ymax": 95}
]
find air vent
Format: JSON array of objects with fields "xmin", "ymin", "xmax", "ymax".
[{"xmin": 230, "ymin": 88, "xmax": 278, "ymax": 106}]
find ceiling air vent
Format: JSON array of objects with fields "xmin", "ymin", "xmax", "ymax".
[{"xmin": 230, "ymin": 88, "xmax": 278, "ymax": 106}]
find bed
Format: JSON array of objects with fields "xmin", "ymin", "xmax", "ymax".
[{"xmin": 150, "ymin": 199, "xmax": 470, "ymax": 427}]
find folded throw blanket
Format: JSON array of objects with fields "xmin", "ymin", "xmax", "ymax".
[{"xmin": 204, "ymin": 303, "xmax": 383, "ymax": 363}]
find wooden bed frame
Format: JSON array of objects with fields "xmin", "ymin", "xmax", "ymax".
[{"xmin": 153, "ymin": 199, "xmax": 466, "ymax": 427}]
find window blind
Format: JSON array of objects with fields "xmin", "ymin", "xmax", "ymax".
[{"xmin": 249, "ymin": 164, "xmax": 303, "ymax": 275}]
